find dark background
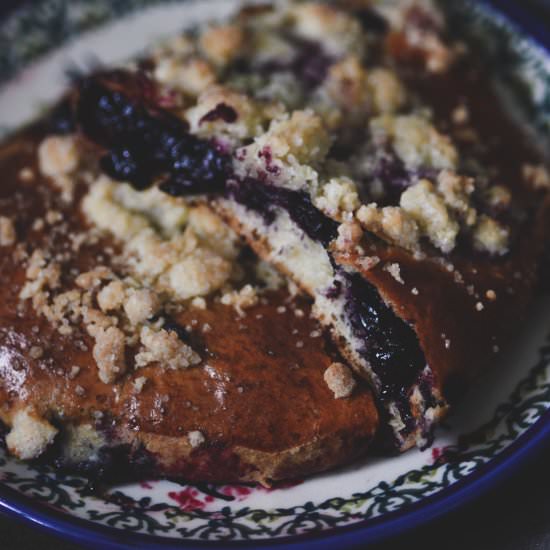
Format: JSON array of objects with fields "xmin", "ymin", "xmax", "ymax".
[{"xmin": 1, "ymin": 0, "xmax": 550, "ymax": 548}]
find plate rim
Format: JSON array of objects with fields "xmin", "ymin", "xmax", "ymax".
[
  {"xmin": 1, "ymin": 0, "xmax": 550, "ymax": 548},
  {"xmin": 2, "ymin": 408, "xmax": 550, "ymax": 549}
]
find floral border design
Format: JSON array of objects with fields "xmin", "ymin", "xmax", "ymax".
[
  {"xmin": 1, "ymin": 0, "xmax": 550, "ymax": 542},
  {"xmin": 0, "ymin": 332, "xmax": 549, "ymax": 541}
]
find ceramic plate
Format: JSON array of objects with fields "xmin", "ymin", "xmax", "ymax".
[{"xmin": 1, "ymin": 1, "xmax": 550, "ymax": 548}]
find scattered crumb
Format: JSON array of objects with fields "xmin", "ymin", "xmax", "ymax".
[
  {"xmin": 191, "ymin": 297, "xmax": 207, "ymax": 309},
  {"xmin": 32, "ymin": 218, "xmax": 45, "ymax": 231},
  {"xmin": 68, "ymin": 366, "xmax": 81, "ymax": 380},
  {"xmin": 76, "ymin": 267, "xmax": 113, "ymax": 290},
  {"xmin": 124, "ymin": 288, "xmax": 160, "ymax": 325},
  {"xmin": 220, "ymin": 284, "xmax": 258, "ymax": 317},
  {"xmin": 6, "ymin": 408, "xmax": 58, "ymax": 460},
  {"xmin": 324, "ymin": 362, "xmax": 356, "ymax": 399},
  {"xmin": 451, "ymin": 104, "xmax": 469, "ymax": 125},
  {"xmin": 411, "ymin": 287, "xmax": 419, "ymax": 295},
  {"xmin": 187, "ymin": 430, "xmax": 206, "ymax": 448},
  {"xmin": 383, "ymin": 262, "xmax": 404, "ymax": 284},
  {"xmin": 522, "ymin": 164, "xmax": 550, "ymax": 190},
  {"xmin": 486, "ymin": 290, "xmax": 497, "ymax": 301},
  {"xmin": 29, "ymin": 346, "xmax": 43, "ymax": 359},
  {"xmin": 475, "ymin": 302, "xmax": 484, "ymax": 311},
  {"xmin": 38, "ymin": 135, "xmax": 79, "ymax": 177},
  {"xmin": 93, "ymin": 326, "xmax": 127, "ymax": 384},
  {"xmin": 97, "ymin": 280, "xmax": 126, "ymax": 312},
  {"xmin": 357, "ymin": 256, "xmax": 381, "ymax": 271},
  {"xmin": 135, "ymin": 326, "xmax": 201, "ymax": 370},
  {"xmin": 19, "ymin": 167, "xmax": 35, "ymax": 181},
  {"xmin": 0, "ymin": 216, "xmax": 16, "ymax": 246},
  {"xmin": 133, "ymin": 376, "xmax": 148, "ymax": 394}
]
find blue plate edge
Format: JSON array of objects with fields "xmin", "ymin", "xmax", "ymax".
[{"xmin": 2, "ymin": 408, "xmax": 550, "ymax": 550}]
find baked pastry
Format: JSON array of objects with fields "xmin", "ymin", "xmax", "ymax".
[
  {"xmin": 0, "ymin": 127, "xmax": 378, "ymax": 484},
  {"xmin": 2, "ymin": 0, "xmax": 549, "ymax": 483},
  {"xmin": 66, "ymin": 0, "xmax": 550, "ymax": 452}
]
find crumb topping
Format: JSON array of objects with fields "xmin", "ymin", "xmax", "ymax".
[
  {"xmin": 400, "ymin": 179, "xmax": 459, "ymax": 253},
  {"xmin": 370, "ymin": 114, "xmax": 458, "ymax": 171},
  {"xmin": 135, "ymin": 326, "xmax": 201, "ymax": 370},
  {"xmin": 38, "ymin": 135, "xmax": 79, "ymax": 177},
  {"xmin": 356, "ymin": 203, "xmax": 420, "ymax": 252},
  {"xmin": 522, "ymin": 164, "xmax": 550, "ymax": 190},
  {"xmin": 324, "ymin": 362, "xmax": 356, "ymax": 398},
  {"xmin": 93, "ymin": 326, "xmax": 127, "ymax": 384},
  {"xmin": 473, "ymin": 215, "xmax": 509, "ymax": 256},
  {"xmin": 220, "ymin": 284, "xmax": 259, "ymax": 316},
  {"xmin": 124, "ymin": 288, "xmax": 160, "ymax": 326},
  {"xmin": 187, "ymin": 429, "xmax": 206, "ymax": 448},
  {"xmin": 383, "ymin": 262, "xmax": 404, "ymax": 284},
  {"xmin": 200, "ymin": 24, "xmax": 246, "ymax": 66},
  {"xmin": 0, "ymin": 216, "xmax": 16, "ymax": 246},
  {"xmin": 6, "ymin": 408, "xmax": 58, "ymax": 461}
]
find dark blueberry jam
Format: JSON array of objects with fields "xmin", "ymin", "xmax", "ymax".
[
  {"xmin": 373, "ymin": 150, "xmax": 411, "ymax": 204},
  {"xmin": 75, "ymin": 71, "xmax": 231, "ymax": 194},
  {"xmin": 354, "ymin": 8, "xmax": 389, "ymax": 34},
  {"xmin": 58, "ymin": 444, "xmax": 156, "ymax": 490},
  {"xmin": 372, "ymin": 149, "xmax": 440, "ymax": 206},
  {"xmin": 199, "ymin": 102, "xmax": 238, "ymax": 125},
  {"xmin": 342, "ymin": 271, "xmax": 426, "ymax": 400},
  {"xmin": 228, "ymin": 177, "xmax": 339, "ymax": 246},
  {"xmin": 245, "ymin": 35, "xmax": 334, "ymax": 90},
  {"xmin": 48, "ymin": 97, "xmax": 76, "ymax": 134}
]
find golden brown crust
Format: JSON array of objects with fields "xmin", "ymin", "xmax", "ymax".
[
  {"xmin": 0, "ymin": 129, "xmax": 378, "ymax": 484},
  {"xmin": 333, "ymin": 193, "xmax": 550, "ymax": 401}
]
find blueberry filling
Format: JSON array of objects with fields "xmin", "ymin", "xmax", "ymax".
[
  {"xmin": 75, "ymin": 71, "xmax": 231, "ymax": 194},
  {"xmin": 372, "ymin": 150, "xmax": 411, "ymax": 204},
  {"xmin": 354, "ymin": 8, "xmax": 389, "ymax": 33},
  {"xmin": 369, "ymin": 148, "xmax": 440, "ymax": 206},
  {"xmin": 238, "ymin": 35, "xmax": 334, "ymax": 90},
  {"xmin": 199, "ymin": 102, "xmax": 238, "ymax": 125},
  {"xmin": 227, "ymin": 177, "xmax": 339, "ymax": 246},
  {"xmin": 75, "ymin": 71, "xmax": 430, "ymax": 439},
  {"xmin": 229, "ymin": 177, "xmax": 429, "ymax": 431},
  {"xmin": 342, "ymin": 272, "xmax": 426, "ymax": 401},
  {"xmin": 48, "ymin": 97, "xmax": 76, "ymax": 135}
]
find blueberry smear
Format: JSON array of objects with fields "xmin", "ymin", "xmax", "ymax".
[
  {"xmin": 199, "ymin": 103, "xmax": 238, "ymax": 125},
  {"xmin": 75, "ymin": 70, "xmax": 231, "ymax": 194},
  {"xmin": 354, "ymin": 8, "xmax": 389, "ymax": 34},
  {"xmin": 48, "ymin": 97, "xmax": 76, "ymax": 134},
  {"xmin": 228, "ymin": 177, "xmax": 339, "ymax": 246},
  {"xmin": 342, "ymin": 271, "xmax": 426, "ymax": 400}
]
